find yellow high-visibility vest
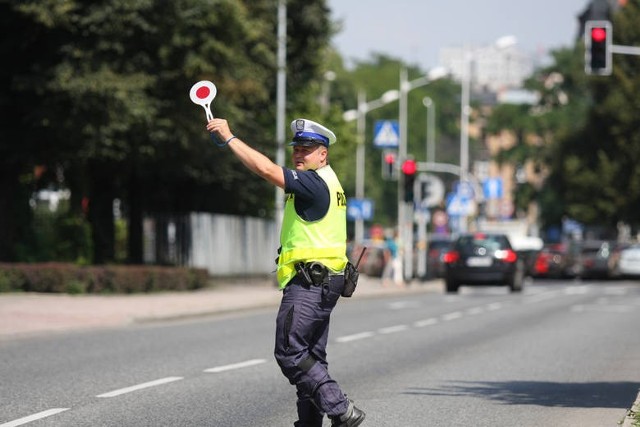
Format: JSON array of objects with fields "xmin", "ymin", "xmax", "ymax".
[{"xmin": 277, "ymin": 165, "xmax": 348, "ymax": 289}]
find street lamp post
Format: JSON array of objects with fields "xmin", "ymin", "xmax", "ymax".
[
  {"xmin": 274, "ymin": 0, "xmax": 287, "ymax": 226},
  {"xmin": 423, "ymin": 97, "xmax": 436, "ymax": 163},
  {"xmin": 397, "ymin": 66, "xmax": 448, "ymax": 281},
  {"xmin": 459, "ymin": 36, "xmax": 517, "ymax": 232},
  {"xmin": 415, "ymin": 96, "xmax": 436, "ymax": 280},
  {"xmin": 320, "ymin": 70, "xmax": 336, "ymax": 115},
  {"xmin": 460, "ymin": 46, "xmax": 471, "ymax": 184},
  {"xmin": 343, "ymin": 89, "xmax": 400, "ymax": 245}
]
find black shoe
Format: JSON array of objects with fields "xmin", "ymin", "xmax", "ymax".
[{"xmin": 331, "ymin": 401, "xmax": 365, "ymax": 427}]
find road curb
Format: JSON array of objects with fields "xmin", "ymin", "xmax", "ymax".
[
  {"xmin": 0, "ymin": 277, "xmax": 444, "ymax": 340},
  {"xmin": 621, "ymin": 389, "xmax": 640, "ymax": 427}
]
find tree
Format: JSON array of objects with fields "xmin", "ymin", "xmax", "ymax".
[
  {"xmin": 0, "ymin": 0, "xmax": 66, "ymax": 261},
  {"xmin": 497, "ymin": 0, "xmax": 640, "ymax": 237},
  {"xmin": 544, "ymin": 0, "xmax": 640, "ymax": 231},
  {"xmin": 0, "ymin": 0, "xmax": 337, "ymax": 264}
]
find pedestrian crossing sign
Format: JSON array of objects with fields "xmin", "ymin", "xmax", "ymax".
[{"xmin": 373, "ymin": 120, "xmax": 400, "ymax": 148}]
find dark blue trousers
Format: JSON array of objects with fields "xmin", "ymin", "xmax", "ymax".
[{"xmin": 274, "ymin": 274, "xmax": 349, "ymax": 426}]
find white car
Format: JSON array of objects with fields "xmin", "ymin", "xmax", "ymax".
[{"xmin": 617, "ymin": 244, "xmax": 640, "ymax": 278}]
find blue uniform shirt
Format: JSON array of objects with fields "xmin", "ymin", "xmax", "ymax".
[{"xmin": 282, "ymin": 167, "xmax": 329, "ymax": 222}]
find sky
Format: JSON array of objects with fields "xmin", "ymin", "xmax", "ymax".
[{"xmin": 327, "ymin": 0, "xmax": 591, "ymax": 70}]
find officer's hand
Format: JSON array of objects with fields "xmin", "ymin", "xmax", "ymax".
[{"xmin": 206, "ymin": 118, "xmax": 233, "ymax": 142}]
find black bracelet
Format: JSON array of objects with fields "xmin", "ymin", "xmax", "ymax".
[{"xmin": 212, "ymin": 134, "xmax": 237, "ymax": 147}]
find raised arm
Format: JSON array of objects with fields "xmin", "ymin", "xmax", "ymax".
[{"xmin": 207, "ymin": 118, "xmax": 285, "ymax": 189}]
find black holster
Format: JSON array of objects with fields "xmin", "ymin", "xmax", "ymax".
[{"xmin": 295, "ymin": 262, "xmax": 328, "ymax": 286}]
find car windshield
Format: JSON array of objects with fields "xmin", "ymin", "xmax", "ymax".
[
  {"xmin": 582, "ymin": 248, "xmax": 600, "ymax": 255},
  {"xmin": 456, "ymin": 234, "xmax": 509, "ymax": 256},
  {"xmin": 429, "ymin": 241, "xmax": 451, "ymax": 251}
]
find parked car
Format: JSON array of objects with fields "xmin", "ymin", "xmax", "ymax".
[
  {"xmin": 348, "ymin": 241, "xmax": 386, "ymax": 278},
  {"xmin": 607, "ymin": 242, "xmax": 631, "ymax": 278},
  {"xmin": 579, "ymin": 240, "xmax": 617, "ymax": 280},
  {"xmin": 427, "ymin": 236, "xmax": 453, "ymax": 279},
  {"xmin": 531, "ymin": 243, "xmax": 580, "ymax": 279},
  {"xmin": 510, "ymin": 236, "xmax": 543, "ymax": 278},
  {"xmin": 616, "ymin": 243, "xmax": 640, "ymax": 278},
  {"xmin": 443, "ymin": 232, "xmax": 524, "ymax": 293},
  {"xmin": 415, "ymin": 235, "xmax": 452, "ymax": 280}
]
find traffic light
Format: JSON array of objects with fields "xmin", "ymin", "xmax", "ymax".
[
  {"xmin": 585, "ymin": 20, "xmax": 612, "ymax": 75},
  {"xmin": 382, "ymin": 151, "xmax": 397, "ymax": 180},
  {"xmin": 401, "ymin": 159, "xmax": 417, "ymax": 203}
]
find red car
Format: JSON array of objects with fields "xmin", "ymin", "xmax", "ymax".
[{"xmin": 532, "ymin": 243, "xmax": 579, "ymax": 279}]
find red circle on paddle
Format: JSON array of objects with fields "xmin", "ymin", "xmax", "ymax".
[{"xmin": 196, "ymin": 87, "xmax": 210, "ymax": 99}]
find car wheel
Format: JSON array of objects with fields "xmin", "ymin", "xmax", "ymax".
[
  {"xmin": 445, "ymin": 279, "xmax": 459, "ymax": 293},
  {"xmin": 508, "ymin": 261, "xmax": 525, "ymax": 293}
]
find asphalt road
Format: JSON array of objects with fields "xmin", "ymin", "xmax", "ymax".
[{"xmin": 2, "ymin": 279, "xmax": 640, "ymax": 426}]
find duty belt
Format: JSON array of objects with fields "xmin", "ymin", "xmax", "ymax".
[{"xmin": 294, "ymin": 262, "xmax": 343, "ymax": 286}]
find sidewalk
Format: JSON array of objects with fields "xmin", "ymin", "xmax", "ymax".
[{"xmin": 0, "ymin": 276, "xmax": 443, "ymax": 340}]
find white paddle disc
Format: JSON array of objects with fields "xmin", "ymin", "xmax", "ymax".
[{"xmin": 189, "ymin": 80, "xmax": 217, "ymax": 121}]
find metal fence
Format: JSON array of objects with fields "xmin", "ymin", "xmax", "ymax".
[{"xmin": 144, "ymin": 213, "xmax": 279, "ymax": 276}]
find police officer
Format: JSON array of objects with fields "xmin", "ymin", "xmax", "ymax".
[{"xmin": 207, "ymin": 117, "xmax": 365, "ymax": 427}]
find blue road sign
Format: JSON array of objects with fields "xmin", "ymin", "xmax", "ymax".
[
  {"xmin": 483, "ymin": 177, "xmax": 503, "ymax": 199},
  {"xmin": 454, "ymin": 181, "xmax": 475, "ymax": 199},
  {"xmin": 446, "ymin": 192, "xmax": 473, "ymax": 217},
  {"xmin": 347, "ymin": 198, "xmax": 374, "ymax": 221},
  {"xmin": 373, "ymin": 120, "xmax": 400, "ymax": 148}
]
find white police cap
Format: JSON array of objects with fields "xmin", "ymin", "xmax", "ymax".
[{"xmin": 289, "ymin": 118, "xmax": 336, "ymax": 147}]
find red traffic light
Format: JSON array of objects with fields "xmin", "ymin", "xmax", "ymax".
[
  {"xmin": 591, "ymin": 27, "xmax": 607, "ymax": 43},
  {"xmin": 584, "ymin": 20, "xmax": 612, "ymax": 75},
  {"xmin": 401, "ymin": 159, "xmax": 417, "ymax": 175},
  {"xmin": 384, "ymin": 153, "xmax": 396, "ymax": 164}
]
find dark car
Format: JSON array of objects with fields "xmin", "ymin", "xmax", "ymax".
[
  {"xmin": 444, "ymin": 232, "xmax": 524, "ymax": 293},
  {"xmin": 579, "ymin": 240, "xmax": 616, "ymax": 280},
  {"xmin": 415, "ymin": 235, "xmax": 452, "ymax": 280}
]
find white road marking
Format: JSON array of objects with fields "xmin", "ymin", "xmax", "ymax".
[
  {"xmin": 388, "ymin": 301, "xmax": 420, "ymax": 310},
  {"xmin": 414, "ymin": 318, "xmax": 439, "ymax": 327},
  {"xmin": 0, "ymin": 409, "xmax": 70, "ymax": 427},
  {"xmin": 337, "ymin": 286, "xmax": 603, "ymax": 347},
  {"xmin": 486, "ymin": 302, "xmax": 503, "ymax": 311},
  {"xmin": 442, "ymin": 311, "xmax": 463, "ymax": 321},
  {"xmin": 96, "ymin": 376, "xmax": 183, "ymax": 398},
  {"xmin": 204, "ymin": 359, "xmax": 266, "ymax": 373},
  {"xmin": 603, "ymin": 287, "xmax": 628, "ymax": 296},
  {"xmin": 336, "ymin": 331, "xmax": 375, "ymax": 343},
  {"xmin": 564, "ymin": 285, "xmax": 590, "ymax": 295},
  {"xmin": 523, "ymin": 291, "xmax": 561, "ymax": 304},
  {"xmin": 571, "ymin": 304, "xmax": 634, "ymax": 313},
  {"xmin": 466, "ymin": 307, "xmax": 485, "ymax": 316},
  {"xmin": 378, "ymin": 325, "xmax": 408, "ymax": 334}
]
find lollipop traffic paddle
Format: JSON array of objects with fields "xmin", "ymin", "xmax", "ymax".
[
  {"xmin": 190, "ymin": 80, "xmax": 217, "ymax": 120},
  {"xmin": 190, "ymin": 80, "xmax": 226, "ymax": 146}
]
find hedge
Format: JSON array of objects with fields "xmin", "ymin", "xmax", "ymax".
[{"xmin": 0, "ymin": 263, "xmax": 210, "ymax": 294}]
